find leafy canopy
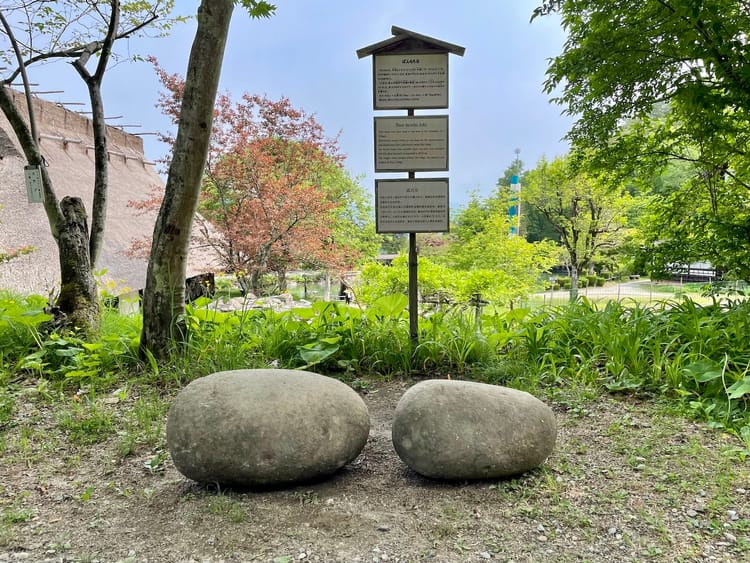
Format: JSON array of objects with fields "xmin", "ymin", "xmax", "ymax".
[
  {"xmin": 523, "ymin": 155, "xmax": 633, "ymax": 280},
  {"xmin": 534, "ymin": 0, "xmax": 750, "ymax": 152}
]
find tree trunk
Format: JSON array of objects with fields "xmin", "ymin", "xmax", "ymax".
[
  {"xmin": 569, "ymin": 265, "xmax": 580, "ymax": 302},
  {"xmin": 250, "ymin": 270, "xmax": 263, "ymax": 296},
  {"xmin": 56, "ymin": 197, "xmax": 100, "ymax": 332},
  {"xmin": 276, "ymin": 270, "xmax": 287, "ymax": 292},
  {"xmin": 140, "ymin": 0, "xmax": 234, "ymax": 358},
  {"xmin": 71, "ymin": 0, "xmax": 119, "ymax": 268}
]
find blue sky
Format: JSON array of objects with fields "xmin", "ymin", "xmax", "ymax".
[{"xmin": 24, "ymin": 1, "xmax": 572, "ymax": 208}]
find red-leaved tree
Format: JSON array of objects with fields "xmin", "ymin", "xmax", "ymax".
[{"xmin": 131, "ymin": 60, "xmax": 364, "ymax": 295}]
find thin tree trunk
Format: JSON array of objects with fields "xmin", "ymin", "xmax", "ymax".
[
  {"xmin": 71, "ymin": 0, "xmax": 119, "ymax": 268},
  {"xmin": 140, "ymin": 0, "xmax": 234, "ymax": 358},
  {"xmin": 277, "ymin": 270, "xmax": 287, "ymax": 292},
  {"xmin": 569, "ymin": 265, "xmax": 579, "ymax": 302},
  {"xmin": 85, "ymin": 82, "xmax": 108, "ymax": 267},
  {"xmin": 250, "ymin": 270, "xmax": 263, "ymax": 296}
]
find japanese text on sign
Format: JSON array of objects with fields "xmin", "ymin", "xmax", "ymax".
[
  {"xmin": 376, "ymin": 179, "xmax": 449, "ymax": 233},
  {"xmin": 373, "ymin": 53, "xmax": 448, "ymax": 109}
]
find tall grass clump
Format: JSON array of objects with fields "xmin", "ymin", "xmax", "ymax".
[
  {"xmin": 504, "ymin": 296, "xmax": 750, "ymax": 434},
  {"xmin": 177, "ymin": 294, "xmax": 494, "ymax": 380}
]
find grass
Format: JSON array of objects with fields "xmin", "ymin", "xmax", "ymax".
[
  {"xmin": 1, "ymin": 289, "xmax": 750, "ymax": 439},
  {"xmin": 206, "ymin": 492, "xmax": 247, "ymax": 523},
  {"xmin": 57, "ymin": 399, "xmax": 115, "ymax": 446},
  {"xmin": 117, "ymin": 390, "xmax": 169, "ymax": 457}
]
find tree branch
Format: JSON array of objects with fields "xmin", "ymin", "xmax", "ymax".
[{"xmin": 3, "ymin": 9, "xmax": 160, "ymax": 85}]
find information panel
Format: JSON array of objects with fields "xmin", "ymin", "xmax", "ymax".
[
  {"xmin": 376, "ymin": 179, "xmax": 449, "ymax": 233},
  {"xmin": 373, "ymin": 53, "xmax": 448, "ymax": 109},
  {"xmin": 374, "ymin": 116, "xmax": 448, "ymax": 172}
]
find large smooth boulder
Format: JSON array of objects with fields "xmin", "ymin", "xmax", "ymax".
[
  {"xmin": 167, "ymin": 369, "xmax": 370, "ymax": 487},
  {"xmin": 392, "ymin": 380, "xmax": 556, "ymax": 480}
]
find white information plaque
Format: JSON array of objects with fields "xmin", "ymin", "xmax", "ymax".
[
  {"xmin": 376, "ymin": 179, "xmax": 449, "ymax": 233},
  {"xmin": 373, "ymin": 53, "xmax": 448, "ymax": 109},
  {"xmin": 24, "ymin": 165, "xmax": 43, "ymax": 203},
  {"xmin": 374, "ymin": 116, "xmax": 448, "ymax": 172}
]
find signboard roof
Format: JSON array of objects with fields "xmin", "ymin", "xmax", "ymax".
[{"xmin": 357, "ymin": 26, "xmax": 465, "ymax": 58}]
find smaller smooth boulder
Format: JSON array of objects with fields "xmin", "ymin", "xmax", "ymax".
[
  {"xmin": 167, "ymin": 369, "xmax": 369, "ymax": 487},
  {"xmin": 392, "ymin": 380, "xmax": 556, "ymax": 480}
]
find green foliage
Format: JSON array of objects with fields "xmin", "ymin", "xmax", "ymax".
[
  {"xmin": 178, "ymin": 293, "xmax": 495, "ymax": 378},
  {"xmin": 356, "ymin": 256, "xmax": 454, "ymax": 305},
  {"xmin": 0, "ymin": 1, "xmax": 184, "ymax": 68},
  {"xmin": 444, "ymin": 200, "xmax": 561, "ymax": 304},
  {"xmin": 535, "ymin": 0, "xmax": 749, "ymax": 155},
  {"xmin": 319, "ymin": 169, "xmax": 382, "ymax": 269},
  {"xmin": 356, "ymin": 243, "xmax": 557, "ymax": 308},
  {"xmin": 501, "ymin": 296, "xmax": 750, "ymax": 432},
  {"xmin": 236, "ymin": 0, "xmax": 276, "ymax": 18},
  {"xmin": 635, "ymin": 155, "xmax": 750, "ymax": 279},
  {"xmin": 535, "ymin": 0, "xmax": 750, "ymax": 278},
  {"xmin": 0, "ymin": 292, "xmax": 49, "ymax": 364},
  {"xmin": 18, "ymin": 330, "xmax": 137, "ymax": 384},
  {"xmin": 523, "ymin": 155, "xmax": 634, "ymax": 291},
  {"xmin": 3, "ymin": 290, "xmax": 750, "ymax": 435}
]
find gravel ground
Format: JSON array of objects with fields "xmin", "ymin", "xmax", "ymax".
[{"xmin": 1, "ymin": 378, "xmax": 748, "ymax": 562}]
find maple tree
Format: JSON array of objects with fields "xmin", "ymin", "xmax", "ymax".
[{"xmin": 134, "ymin": 62, "xmax": 375, "ymax": 295}]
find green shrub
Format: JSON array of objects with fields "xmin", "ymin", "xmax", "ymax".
[{"xmin": 0, "ymin": 292, "xmax": 50, "ymax": 365}]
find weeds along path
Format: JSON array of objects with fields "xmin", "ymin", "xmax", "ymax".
[{"xmin": 0, "ymin": 378, "xmax": 748, "ymax": 562}]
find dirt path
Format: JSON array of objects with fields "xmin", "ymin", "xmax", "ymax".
[{"xmin": 1, "ymin": 378, "xmax": 748, "ymax": 562}]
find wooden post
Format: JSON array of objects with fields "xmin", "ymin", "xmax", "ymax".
[
  {"xmin": 408, "ymin": 233, "xmax": 418, "ymax": 342},
  {"xmin": 407, "ymin": 107, "xmax": 419, "ymax": 344}
]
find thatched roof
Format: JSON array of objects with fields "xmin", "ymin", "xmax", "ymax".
[{"xmin": 0, "ymin": 89, "xmax": 220, "ymax": 297}]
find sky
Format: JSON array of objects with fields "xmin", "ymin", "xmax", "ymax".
[{"xmin": 21, "ymin": 0, "xmax": 573, "ymax": 209}]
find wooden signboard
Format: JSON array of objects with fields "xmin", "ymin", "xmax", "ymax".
[
  {"xmin": 375, "ymin": 179, "xmax": 449, "ymax": 233},
  {"xmin": 372, "ymin": 53, "xmax": 449, "ymax": 110},
  {"xmin": 374, "ymin": 115, "xmax": 448, "ymax": 172}
]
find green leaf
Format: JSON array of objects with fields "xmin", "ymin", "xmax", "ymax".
[
  {"xmin": 368, "ymin": 294, "xmax": 408, "ymax": 318},
  {"xmin": 695, "ymin": 370, "xmax": 724, "ymax": 383},
  {"xmin": 237, "ymin": 1, "xmax": 276, "ymax": 18},
  {"xmin": 683, "ymin": 360, "xmax": 723, "ymax": 383},
  {"xmin": 298, "ymin": 339, "xmax": 340, "ymax": 367},
  {"xmin": 726, "ymin": 379, "xmax": 750, "ymax": 400}
]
